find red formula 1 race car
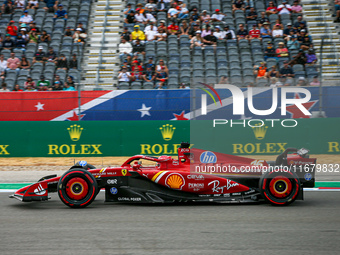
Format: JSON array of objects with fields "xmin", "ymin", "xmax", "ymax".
[{"xmin": 9, "ymin": 143, "xmax": 316, "ymax": 208}]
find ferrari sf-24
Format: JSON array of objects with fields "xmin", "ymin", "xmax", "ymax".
[{"xmin": 9, "ymin": 143, "xmax": 316, "ymax": 208}]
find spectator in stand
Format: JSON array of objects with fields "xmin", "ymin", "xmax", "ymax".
[
  {"xmin": 255, "ymin": 62, "xmax": 267, "ymax": 82},
  {"xmin": 289, "ymin": 49, "xmax": 306, "ymax": 66},
  {"xmin": 201, "ymin": 24, "xmax": 211, "ymax": 38},
  {"xmin": 144, "ymin": 10, "xmax": 156, "ymax": 23},
  {"xmin": 0, "ymin": 83, "xmax": 10, "ymax": 92},
  {"xmin": 156, "ymin": 59, "xmax": 168, "ymax": 74},
  {"xmin": 131, "ymin": 70, "xmax": 143, "ymax": 81},
  {"xmin": 266, "ymin": 2, "xmax": 278, "ymax": 16},
  {"xmin": 28, "ymin": 0, "xmax": 39, "ymax": 9},
  {"xmin": 118, "ymin": 67, "xmax": 132, "ymax": 82},
  {"xmin": 300, "ymin": 36, "xmax": 313, "ymax": 51},
  {"xmin": 2, "ymin": 0, "xmax": 14, "ymax": 14},
  {"xmin": 269, "ymin": 77, "xmax": 282, "ymax": 87},
  {"xmin": 69, "ymin": 54, "xmax": 78, "ymax": 69},
  {"xmin": 6, "ymin": 21, "xmax": 18, "ymax": 39},
  {"xmin": 14, "ymin": 34, "xmax": 26, "ymax": 52},
  {"xmin": 267, "ymin": 65, "xmax": 280, "ymax": 78},
  {"xmin": 280, "ymin": 61, "xmax": 295, "ymax": 78},
  {"xmin": 131, "ymin": 60, "xmax": 144, "ymax": 75},
  {"xmin": 283, "ymin": 23, "xmax": 294, "ymax": 37},
  {"xmin": 335, "ymin": 0, "xmax": 340, "ymax": 23},
  {"xmin": 309, "ymin": 76, "xmax": 320, "ymax": 86},
  {"xmin": 258, "ymin": 12, "xmax": 269, "ymax": 28},
  {"xmin": 264, "ymin": 42, "xmax": 276, "ymax": 60},
  {"xmin": 157, "ymin": 0, "xmax": 168, "ymax": 12},
  {"xmin": 33, "ymin": 45, "xmax": 46, "ymax": 63},
  {"xmin": 54, "ymin": 75, "xmax": 64, "ymax": 87},
  {"xmin": 203, "ymin": 29, "xmax": 217, "ymax": 46},
  {"xmin": 63, "ymin": 76, "xmax": 76, "ymax": 91},
  {"xmin": 12, "ymin": 84, "xmax": 23, "ymax": 91},
  {"xmin": 55, "ymin": 54, "xmax": 68, "ymax": 70},
  {"xmin": 233, "ymin": 0, "xmax": 245, "ymax": 14},
  {"xmin": 189, "ymin": 23, "xmax": 200, "ymax": 38},
  {"xmin": 44, "ymin": 0, "xmax": 58, "ymax": 13},
  {"xmin": 6, "ymin": 52, "xmax": 20, "ymax": 73},
  {"xmin": 305, "ymin": 49, "xmax": 317, "ymax": 65},
  {"xmin": 180, "ymin": 20, "xmax": 190, "ymax": 35},
  {"xmin": 145, "ymin": 26, "xmax": 158, "ymax": 41},
  {"xmin": 36, "ymin": 75, "xmax": 50, "ymax": 91},
  {"xmin": 287, "ymin": 35, "xmax": 300, "ymax": 50},
  {"xmin": 272, "ymin": 24, "xmax": 283, "ymax": 38},
  {"xmin": 46, "ymin": 47, "xmax": 57, "ymax": 62},
  {"xmin": 123, "ymin": 3, "xmax": 134, "ymax": 18},
  {"xmin": 158, "ymin": 20, "xmax": 168, "ymax": 34},
  {"xmin": 200, "ymin": 10, "xmax": 211, "ymax": 23},
  {"xmin": 144, "ymin": 57, "xmax": 155, "ymax": 71},
  {"xmin": 145, "ymin": 0, "xmax": 157, "ymax": 15},
  {"xmin": 64, "ymin": 27, "xmax": 72, "ymax": 37},
  {"xmin": 49, "ymin": 79, "xmax": 63, "ymax": 90},
  {"xmin": 167, "ymin": 4, "xmax": 179, "ymax": 19},
  {"xmin": 213, "ymin": 26, "xmax": 224, "ymax": 40},
  {"xmin": 132, "ymin": 39, "xmax": 145, "ymax": 55},
  {"xmin": 28, "ymin": 29, "xmax": 39, "ymax": 43},
  {"xmin": 0, "ymin": 55, "xmax": 8, "ymax": 78},
  {"xmin": 260, "ymin": 22, "xmax": 271, "ymax": 38},
  {"xmin": 223, "ymin": 25, "xmax": 236, "ymax": 40},
  {"xmin": 297, "ymin": 29, "xmax": 311, "ymax": 44},
  {"xmin": 249, "ymin": 24, "xmax": 261, "ymax": 40},
  {"xmin": 276, "ymin": 42, "xmax": 289, "ymax": 58},
  {"xmin": 20, "ymin": 28, "xmax": 29, "ymax": 41},
  {"xmin": 121, "ymin": 27, "xmax": 131, "ymax": 41},
  {"xmin": 16, "ymin": 0, "xmax": 25, "ymax": 9},
  {"xmin": 28, "ymin": 22, "xmax": 41, "ymax": 34},
  {"xmin": 190, "ymin": 30, "xmax": 203, "ymax": 48},
  {"xmin": 143, "ymin": 66, "xmax": 156, "ymax": 83},
  {"xmin": 2, "ymin": 34, "xmax": 14, "ymax": 50},
  {"xmin": 237, "ymin": 24, "xmax": 249, "ymax": 40},
  {"xmin": 189, "ymin": 8, "xmax": 200, "ymax": 22},
  {"xmin": 296, "ymin": 77, "xmax": 307, "ymax": 86},
  {"xmin": 40, "ymin": 30, "xmax": 51, "ymax": 43},
  {"xmin": 119, "ymin": 38, "xmax": 133, "ymax": 60},
  {"xmin": 124, "ymin": 10, "xmax": 136, "ymax": 24},
  {"xmin": 24, "ymin": 76, "xmax": 35, "ymax": 89},
  {"xmin": 155, "ymin": 68, "xmax": 168, "ymax": 82},
  {"xmin": 291, "ymin": 1, "xmax": 302, "ymax": 13},
  {"xmin": 54, "ymin": 4, "xmax": 67, "ymax": 20},
  {"xmin": 155, "ymin": 28, "xmax": 167, "ymax": 41},
  {"xmin": 211, "ymin": 9, "xmax": 225, "ymax": 22},
  {"xmin": 145, "ymin": 21, "xmax": 157, "ymax": 32},
  {"xmin": 294, "ymin": 16, "xmax": 306, "ymax": 29},
  {"xmin": 178, "ymin": 4, "xmax": 189, "ymax": 19},
  {"xmin": 73, "ymin": 28, "xmax": 87, "ymax": 45},
  {"xmin": 246, "ymin": 7, "xmax": 257, "ymax": 22},
  {"xmin": 18, "ymin": 56, "xmax": 30, "ymax": 70},
  {"xmin": 131, "ymin": 25, "xmax": 146, "ymax": 44},
  {"xmin": 19, "ymin": 10, "xmax": 33, "ymax": 25},
  {"xmin": 167, "ymin": 19, "xmax": 179, "ymax": 35},
  {"xmin": 120, "ymin": 58, "xmax": 131, "ymax": 71},
  {"xmin": 277, "ymin": 1, "xmax": 292, "ymax": 15}
]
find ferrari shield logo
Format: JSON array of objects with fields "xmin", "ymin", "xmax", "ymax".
[{"xmin": 121, "ymin": 169, "xmax": 127, "ymax": 176}]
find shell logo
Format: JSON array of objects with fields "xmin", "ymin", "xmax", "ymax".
[{"xmin": 165, "ymin": 173, "xmax": 185, "ymax": 190}]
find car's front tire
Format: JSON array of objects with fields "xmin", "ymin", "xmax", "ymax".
[{"xmin": 58, "ymin": 168, "xmax": 98, "ymax": 208}]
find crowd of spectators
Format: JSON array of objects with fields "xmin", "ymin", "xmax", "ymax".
[
  {"xmin": 0, "ymin": 0, "xmax": 87, "ymax": 91},
  {"xmin": 118, "ymin": 0, "xmax": 318, "ymax": 89}
]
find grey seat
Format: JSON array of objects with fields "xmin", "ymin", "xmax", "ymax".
[
  {"xmin": 118, "ymin": 82, "xmax": 130, "ymax": 90},
  {"xmin": 131, "ymin": 82, "xmax": 142, "ymax": 89},
  {"xmin": 143, "ymin": 82, "xmax": 154, "ymax": 89}
]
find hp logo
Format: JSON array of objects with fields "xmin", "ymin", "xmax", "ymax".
[
  {"xmin": 304, "ymin": 173, "xmax": 312, "ymax": 181},
  {"xmin": 200, "ymin": 151, "xmax": 217, "ymax": 163},
  {"xmin": 110, "ymin": 187, "xmax": 118, "ymax": 195}
]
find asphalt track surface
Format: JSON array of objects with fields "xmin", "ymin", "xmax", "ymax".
[{"xmin": 1, "ymin": 191, "xmax": 340, "ymax": 255}]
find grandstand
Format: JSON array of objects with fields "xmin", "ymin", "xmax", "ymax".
[{"xmin": 0, "ymin": 0, "xmax": 339, "ymax": 91}]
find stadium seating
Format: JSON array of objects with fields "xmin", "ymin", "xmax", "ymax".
[
  {"xmin": 118, "ymin": 0, "xmax": 319, "ymax": 89},
  {"xmin": 0, "ymin": 0, "xmax": 90, "ymax": 90}
]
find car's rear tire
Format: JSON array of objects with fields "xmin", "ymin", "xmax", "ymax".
[
  {"xmin": 259, "ymin": 170, "xmax": 300, "ymax": 206},
  {"xmin": 58, "ymin": 168, "xmax": 98, "ymax": 208}
]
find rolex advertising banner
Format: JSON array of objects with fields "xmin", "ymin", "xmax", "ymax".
[
  {"xmin": 0, "ymin": 119, "xmax": 339, "ymax": 157},
  {"xmin": 0, "ymin": 121, "xmax": 189, "ymax": 157}
]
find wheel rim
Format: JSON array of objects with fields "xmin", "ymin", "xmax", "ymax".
[
  {"xmin": 269, "ymin": 176, "xmax": 292, "ymax": 198},
  {"xmin": 65, "ymin": 177, "xmax": 89, "ymax": 200}
]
